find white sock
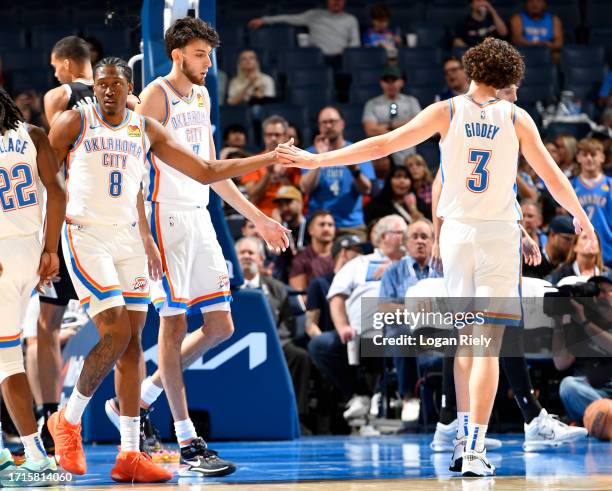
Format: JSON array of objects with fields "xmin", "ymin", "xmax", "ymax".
[
  {"xmin": 457, "ymin": 412, "xmax": 469, "ymax": 440},
  {"xmin": 21, "ymin": 433, "xmax": 47, "ymax": 462},
  {"xmin": 174, "ymin": 418, "xmax": 197, "ymax": 446},
  {"xmin": 64, "ymin": 387, "xmax": 92, "ymax": 425},
  {"xmin": 141, "ymin": 377, "xmax": 164, "ymax": 407},
  {"xmin": 120, "ymin": 416, "xmax": 141, "ymax": 452},
  {"xmin": 466, "ymin": 422, "xmax": 487, "ymax": 453}
]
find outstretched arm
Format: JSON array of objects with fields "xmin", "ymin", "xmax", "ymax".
[
  {"xmin": 279, "ymin": 101, "xmax": 447, "ymax": 168},
  {"xmin": 145, "ymin": 116, "xmax": 283, "ymax": 184},
  {"xmin": 515, "ymin": 108, "xmax": 595, "ymax": 241}
]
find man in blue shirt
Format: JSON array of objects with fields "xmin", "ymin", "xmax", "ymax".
[{"xmin": 300, "ymin": 106, "xmax": 375, "ymax": 239}]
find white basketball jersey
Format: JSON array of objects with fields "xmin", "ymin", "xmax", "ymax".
[
  {"xmin": 0, "ymin": 122, "xmax": 43, "ymax": 239},
  {"xmin": 65, "ymin": 104, "xmax": 149, "ymax": 226},
  {"xmin": 437, "ymin": 95, "xmax": 521, "ymax": 222},
  {"xmin": 143, "ymin": 78, "xmax": 211, "ymax": 208}
]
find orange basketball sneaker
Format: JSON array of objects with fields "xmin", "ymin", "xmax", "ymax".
[
  {"xmin": 111, "ymin": 450, "xmax": 173, "ymax": 483},
  {"xmin": 47, "ymin": 408, "xmax": 87, "ymax": 475}
]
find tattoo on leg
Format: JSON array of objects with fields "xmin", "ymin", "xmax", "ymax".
[{"xmin": 77, "ymin": 332, "xmax": 118, "ymax": 395}]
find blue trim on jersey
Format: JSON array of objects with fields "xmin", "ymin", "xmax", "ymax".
[
  {"xmin": 187, "ymin": 294, "xmax": 233, "ymax": 314},
  {"xmin": 69, "ymin": 109, "xmax": 84, "ymax": 151},
  {"xmin": 146, "ymin": 151, "xmax": 156, "ymax": 201},
  {"xmin": 438, "ymin": 143, "xmax": 445, "ymax": 185},
  {"xmin": 124, "ymin": 296, "xmax": 151, "ymax": 305},
  {"xmin": 63, "ymin": 225, "xmax": 123, "ymax": 301},
  {"xmin": 449, "ymin": 98, "xmax": 453, "ymax": 121},
  {"xmin": 93, "ymin": 104, "xmax": 131, "ymax": 129},
  {"xmin": 0, "ymin": 338, "xmax": 21, "ymax": 348}
]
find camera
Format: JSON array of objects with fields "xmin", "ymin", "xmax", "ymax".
[{"xmin": 543, "ymin": 282, "xmax": 600, "ymax": 316}]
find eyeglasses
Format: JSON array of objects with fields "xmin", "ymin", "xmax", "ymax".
[{"xmin": 319, "ymin": 119, "xmax": 341, "ymax": 126}]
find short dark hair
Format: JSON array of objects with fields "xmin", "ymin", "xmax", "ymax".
[
  {"xmin": 308, "ymin": 210, "xmax": 334, "ymax": 228},
  {"xmin": 223, "ymin": 123, "xmax": 247, "ymax": 141},
  {"xmin": 370, "ymin": 3, "xmax": 391, "ymax": 20},
  {"xmin": 462, "ymin": 38, "xmax": 525, "ymax": 89},
  {"xmin": 164, "ymin": 17, "xmax": 220, "ymax": 59},
  {"xmin": 443, "ymin": 55, "xmax": 463, "ymax": 67},
  {"xmin": 262, "ymin": 114, "xmax": 288, "ymax": 132},
  {"xmin": 318, "ymin": 106, "xmax": 344, "ymax": 122},
  {"xmin": 51, "ymin": 36, "xmax": 90, "ymax": 63},
  {"xmin": 94, "ymin": 57, "xmax": 133, "ymax": 82}
]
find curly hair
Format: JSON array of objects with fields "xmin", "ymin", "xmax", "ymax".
[
  {"xmin": 165, "ymin": 17, "xmax": 220, "ymax": 59},
  {"xmin": 462, "ymin": 38, "xmax": 525, "ymax": 89}
]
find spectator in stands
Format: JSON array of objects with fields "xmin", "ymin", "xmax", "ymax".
[
  {"xmin": 83, "ymin": 36, "xmax": 103, "ymax": 66},
  {"xmin": 405, "ymin": 154, "xmax": 434, "ymax": 220},
  {"xmin": 524, "ymin": 215, "xmax": 575, "ymax": 278},
  {"xmin": 248, "ymin": 0, "xmax": 360, "ymax": 60},
  {"xmin": 287, "ymin": 124, "xmax": 302, "ymax": 148},
  {"xmin": 362, "ymin": 65, "xmax": 420, "ymax": 166},
  {"xmin": 545, "ymin": 140, "xmax": 561, "ymax": 165},
  {"xmin": 362, "ymin": 4, "xmax": 401, "ymax": 60},
  {"xmin": 363, "ymin": 165, "xmax": 421, "ymax": 227},
  {"xmin": 236, "ymin": 237, "xmax": 312, "ymax": 428},
  {"xmin": 379, "ymin": 219, "xmax": 438, "ymax": 422},
  {"xmin": 510, "ymin": 0, "xmax": 563, "ymax": 56},
  {"xmin": 220, "ymin": 123, "xmax": 248, "ymax": 159},
  {"xmin": 546, "ymin": 230, "xmax": 605, "ymax": 285},
  {"xmin": 572, "ymin": 138, "xmax": 612, "ymax": 267},
  {"xmin": 14, "ymin": 90, "xmax": 47, "ymax": 130},
  {"xmin": 305, "ymin": 235, "xmax": 364, "ymax": 339},
  {"xmin": 272, "ymin": 185, "xmax": 309, "ymax": 283},
  {"xmin": 242, "ymin": 115, "xmax": 301, "ymax": 217},
  {"xmin": 521, "ymin": 199, "xmax": 547, "ymax": 249},
  {"xmin": 555, "ymin": 135, "xmax": 578, "ymax": 177},
  {"xmin": 300, "ymin": 107, "xmax": 375, "ymax": 238},
  {"xmin": 453, "ymin": 0, "xmax": 508, "ymax": 47},
  {"xmin": 315, "ymin": 215, "xmax": 407, "ymax": 422},
  {"xmin": 436, "ymin": 57, "xmax": 470, "ymax": 102},
  {"xmin": 289, "ymin": 210, "xmax": 335, "ymax": 293},
  {"xmin": 227, "ymin": 49, "xmax": 276, "ymax": 106},
  {"xmin": 553, "ymin": 273, "xmax": 612, "ymax": 423}
]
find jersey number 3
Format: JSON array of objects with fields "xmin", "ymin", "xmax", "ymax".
[
  {"xmin": 0, "ymin": 163, "xmax": 38, "ymax": 211},
  {"xmin": 466, "ymin": 149, "xmax": 491, "ymax": 193}
]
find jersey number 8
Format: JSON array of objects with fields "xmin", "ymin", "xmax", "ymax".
[
  {"xmin": 109, "ymin": 170, "xmax": 122, "ymax": 197},
  {"xmin": 0, "ymin": 163, "xmax": 38, "ymax": 211}
]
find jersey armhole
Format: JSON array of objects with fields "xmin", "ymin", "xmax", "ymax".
[{"xmin": 155, "ymin": 83, "xmax": 170, "ymax": 126}]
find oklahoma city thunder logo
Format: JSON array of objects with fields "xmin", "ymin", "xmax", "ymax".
[
  {"xmin": 127, "ymin": 125, "xmax": 141, "ymax": 137},
  {"xmin": 197, "ymin": 93, "xmax": 204, "ymax": 107},
  {"xmin": 133, "ymin": 276, "xmax": 148, "ymax": 291}
]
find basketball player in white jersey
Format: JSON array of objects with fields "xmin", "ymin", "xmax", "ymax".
[
  {"xmin": 103, "ymin": 17, "xmax": 289, "ymax": 477},
  {"xmin": 0, "ymin": 87, "xmax": 65, "ymax": 484},
  {"xmin": 46, "ymin": 57, "xmax": 288, "ymax": 482},
  {"xmin": 278, "ymin": 38, "xmax": 595, "ymax": 477}
]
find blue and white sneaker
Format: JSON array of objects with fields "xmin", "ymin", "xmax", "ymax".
[{"xmin": 0, "ymin": 454, "xmax": 61, "ymax": 487}]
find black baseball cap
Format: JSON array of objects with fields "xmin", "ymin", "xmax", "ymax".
[
  {"xmin": 548, "ymin": 215, "xmax": 574, "ymax": 234},
  {"xmin": 380, "ymin": 65, "xmax": 403, "ymax": 81},
  {"xmin": 332, "ymin": 234, "xmax": 365, "ymax": 257}
]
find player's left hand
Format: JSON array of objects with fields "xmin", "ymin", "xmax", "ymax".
[
  {"xmin": 276, "ymin": 141, "xmax": 318, "ymax": 169},
  {"xmin": 521, "ymin": 233, "xmax": 542, "ymax": 266},
  {"xmin": 254, "ymin": 215, "xmax": 290, "ymax": 254},
  {"xmin": 37, "ymin": 251, "xmax": 59, "ymax": 291}
]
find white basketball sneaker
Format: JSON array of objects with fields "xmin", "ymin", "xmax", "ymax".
[
  {"xmin": 430, "ymin": 419, "xmax": 503, "ymax": 452},
  {"xmin": 449, "ymin": 437, "xmax": 465, "ymax": 472},
  {"xmin": 343, "ymin": 395, "xmax": 371, "ymax": 421},
  {"xmin": 523, "ymin": 408, "xmax": 588, "ymax": 452},
  {"xmin": 462, "ymin": 448, "xmax": 496, "ymax": 477}
]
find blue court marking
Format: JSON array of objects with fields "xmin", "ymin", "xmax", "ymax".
[{"xmin": 43, "ymin": 434, "xmax": 612, "ymax": 486}]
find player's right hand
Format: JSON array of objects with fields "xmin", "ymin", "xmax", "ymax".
[
  {"xmin": 277, "ymin": 141, "xmax": 318, "ymax": 169},
  {"xmin": 37, "ymin": 252, "xmax": 60, "ymax": 291},
  {"xmin": 338, "ymin": 325, "xmax": 357, "ymax": 344}
]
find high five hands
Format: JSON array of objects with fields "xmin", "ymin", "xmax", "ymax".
[{"xmin": 275, "ymin": 139, "xmax": 318, "ymax": 169}]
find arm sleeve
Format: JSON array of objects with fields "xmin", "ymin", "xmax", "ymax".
[
  {"xmin": 262, "ymin": 10, "xmax": 313, "ymax": 27},
  {"xmin": 327, "ymin": 260, "xmax": 356, "ymax": 300}
]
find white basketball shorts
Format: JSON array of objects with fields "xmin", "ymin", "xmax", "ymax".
[
  {"xmin": 440, "ymin": 218, "xmax": 522, "ymax": 326},
  {"xmin": 148, "ymin": 203, "xmax": 231, "ymax": 317},
  {"xmin": 62, "ymin": 222, "xmax": 150, "ymax": 319},
  {"xmin": 0, "ymin": 233, "xmax": 41, "ymax": 346}
]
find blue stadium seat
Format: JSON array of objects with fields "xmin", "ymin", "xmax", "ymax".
[
  {"xmin": 405, "ymin": 68, "xmax": 445, "ymax": 90},
  {"xmin": 342, "ymin": 47, "xmax": 387, "ymax": 74},
  {"xmin": 219, "ymin": 105, "xmax": 252, "ymax": 143},
  {"xmin": 590, "ymin": 28, "xmax": 612, "ymax": 64},
  {"xmin": 1, "ymin": 49, "xmax": 46, "ymax": 71},
  {"xmin": 563, "ymin": 66, "xmax": 607, "ymax": 87},
  {"xmin": 516, "ymin": 85, "xmax": 556, "ymax": 105},
  {"xmin": 0, "ymin": 27, "xmax": 27, "ymax": 50},
  {"xmin": 343, "ymin": 123, "xmax": 366, "ymax": 144},
  {"xmin": 31, "ymin": 25, "xmax": 78, "ymax": 50},
  {"xmin": 412, "ymin": 24, "xmax": 448, "ymax": 48},
  {"xmin": 352, "ymin": 67, "xmax": 384, "ymax": 86},
  {"xmin": 518, "ymin": 46, "xmax": 552, "ymax": 66},
  {"xmin": 336, "ymin": 103, "xmax": 365, "ymax": 127},
  {"xmin": 258, "ymin": 104, "xmax": 310, "ymax": 132},
  {"xmin": 399, "ymin": 47, "xmax": 443, "ymax": 69},
  {"xmin": 249, "ymin": 25, "xmax": 296, "ymax": 51},
  {"xmin": 287, "ymin": 67, "xmax": 333, "ymax": 89},
  {"xmin": 425, "ymin": 5, "xmax": 469, "ymax": 29},
  {"xmin": 217, "ymin": 24, "xmax": 245, "ymax": 48},
  {"xmin": 406, "ymin": 86, "xmax": 437, "ymax": 107},
  {"xmin": 416, "ymin": 140, "xmax": 440, "ymax": 171},
  {"xmin": 561, "ymin": 45, "xmax": 605, "ymax": 68},
  {"xmin": 548, "ymin": 2, "xmax": 580, "ymax": 31},
  {"xmin": 278, "ymin": 48, "xmax": 324, "ymax": 74},
  {"xmin": 72, "ymin": 9, "xmax": 111, "ymax": 25},
  {"xmin": 349, "ymin": 84, "xmax": 380, "ymax": 105},
  {"xmin": 83, "ymin": 25, "xmax": 133, "ymax": 56},
  {"xmin": 521, "ymin": 65, "xmax": 558, "ymax": 90},
  {"xmin": 289, "ymin": 87, "xmax": 333, "ymax": 114},
  {"xmin": 564, "ymin": 83, "xmax": 598, "ymax": 100},
  {"xmin": 452, "ymin": 46, "xmax": 469, "ymax": 61},
  {"xmin": 9, "ymin": 69, "xmax": 52, "ymax": 94},
  {"xmin": 546, "ymin": 122, "xmax": 591, "ymax": 140}
]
